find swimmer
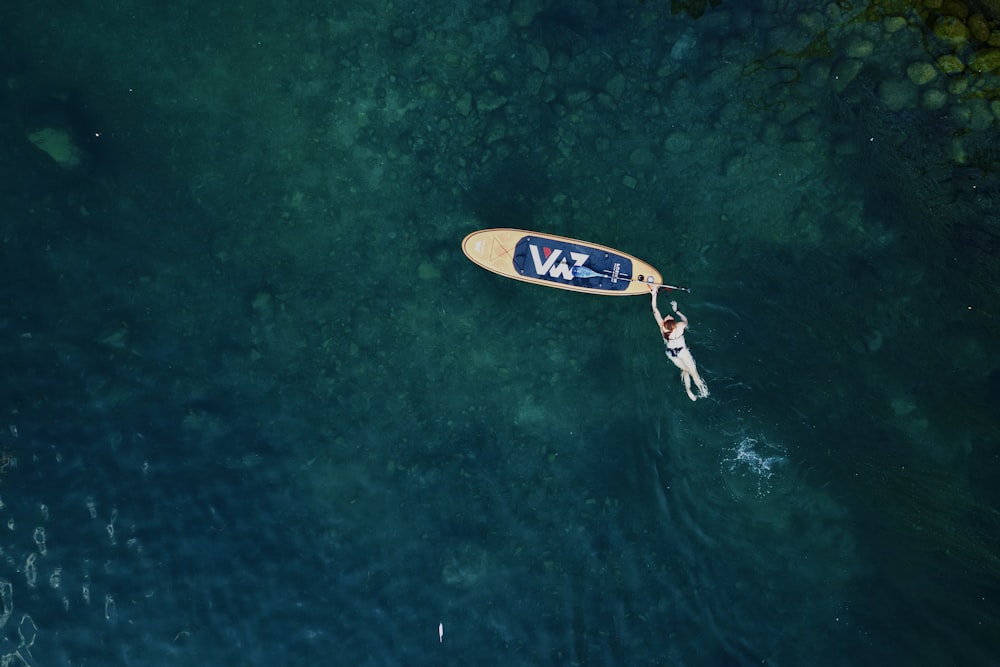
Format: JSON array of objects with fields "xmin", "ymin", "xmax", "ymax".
[{"xmin": 650, "ymin": 286, "xmax": 708, "ymax": 401}]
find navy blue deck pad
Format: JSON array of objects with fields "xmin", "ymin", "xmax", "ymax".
[{"xmin": 512, "ymin": 235, "xmax": 633, "ymax": 291}]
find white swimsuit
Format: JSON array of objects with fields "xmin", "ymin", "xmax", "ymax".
[{"xmin": 664, "ymin": 334, "xmax": 686, "ymax": 358}]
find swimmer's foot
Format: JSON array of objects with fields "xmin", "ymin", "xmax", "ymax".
[
  {"xmin": 686, "ymin": 389, "xmax": 697, "ymax": 401},
  {"xmin": 695, "ymin": 381, "xmax": 709, "ymax": 398}
]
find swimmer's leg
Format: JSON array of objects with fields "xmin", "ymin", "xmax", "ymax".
[
  {"xmin": 680, "ymin": 351, "xmax": 709, "ymax": 398},
  {"xmin": 682, "ymin": 371, "xmax": 697, "ymax": 401},
  {"xmin": 691, "ymin": 366, "xmax": 709, "ymax": 398}
]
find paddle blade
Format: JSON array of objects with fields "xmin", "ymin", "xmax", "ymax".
[{"xmin": 571, "ymin": 266, "xmax": 604, "ymax": 279}]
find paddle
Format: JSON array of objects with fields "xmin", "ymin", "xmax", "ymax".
[{"xmin": 572, "ymin": 265, "xmax": 691, "ymax": 292}]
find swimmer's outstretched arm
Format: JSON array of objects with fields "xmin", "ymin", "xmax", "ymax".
[
  {"xmin": 670, "ymin": 300, "xmax": 688, "ymax": 324},
  {"xmin": 650, "ymin": 286, "xmax": 665, "ymax": 327}
]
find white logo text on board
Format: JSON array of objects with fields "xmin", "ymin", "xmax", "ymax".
[{"xmin": 528, "ymin": 245, "xmax": 588, "ymax": 280}]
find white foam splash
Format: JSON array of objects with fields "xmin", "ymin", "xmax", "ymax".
[
  {"xmin": 24, "ymin": 553, "xmax": 37, "ymax": 588},
  {"xmin": 0, "ymin": 578, "xmax": 11, "ymax": 628},
  {"xmin": 722, "ymin": 436, "xmax": 787, "ymax": 497},
  {"xmin": 33, "ymin": 527, "xmax": 46, "ymax": 556}
]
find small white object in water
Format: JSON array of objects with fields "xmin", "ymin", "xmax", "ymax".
[{"xmin": 439, "ymin": 622, "xmax": 443, "ymax": 643}]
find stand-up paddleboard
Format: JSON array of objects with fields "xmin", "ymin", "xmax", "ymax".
[{"xmin": 462, "ymin": 228, "xmax": 664, "ymax": 296}]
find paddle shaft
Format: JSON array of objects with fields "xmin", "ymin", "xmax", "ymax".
[
  {"xmin": 572, "ymin": 265, "xmax": 689, "ymax": 292},
  {"xmin": 587, "ymin": 275, "xmax": 690, "ymax": 292},
  {"xmin": 654, "ymin": 284, "xmax": 691, "ymax": 293}
]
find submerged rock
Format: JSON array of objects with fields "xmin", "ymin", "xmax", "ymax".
[
  {"xmin": 670, "ymin": 28, "xmax": 697, "ymax": 61},
  {"xmin": 967, "ymin": 13, "xmax": 991, "ymax": 42},
  {"xmin": 969, "ymin": 48, "xmax": 1000, "ymax": 73},
  {"xmin": 27, "ymin": 127, "xmax": 83, "ymax": 169},
  {"xmin": 879, "ymin": 78, "xmax": 917, "ymax": 111},
  {"xmin": 922, "ymin": 87, "xmax": 949, "ymax": 110},
  {"xmin": 936, "ymin": 53, "xmax": 965, "ymax": 74},
  {"xmin": 933, "ymin": 16, "xmax": 970, "ymax": 47},
  {"xmin": 830, "ymin": 58, "xmax": 863, "ymax": 93},
  {"xmin": 907, "ymin": 61, "xmax": 938, "ymax": 85}
]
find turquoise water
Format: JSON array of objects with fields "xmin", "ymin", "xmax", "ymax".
[{"xmin": 2, "ymin": 1, "xmax": 999, "ymax": 665}]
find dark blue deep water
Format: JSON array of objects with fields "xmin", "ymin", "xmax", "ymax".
[{"xmin": 2, "ymin": 1, "xmax": 998, "ymax": 665}]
